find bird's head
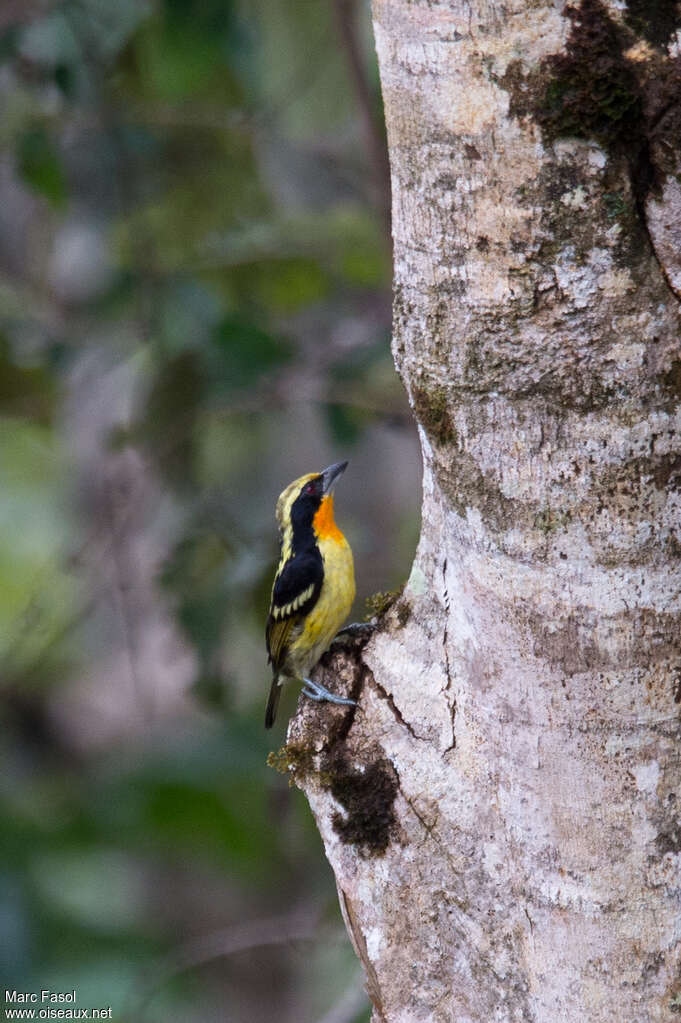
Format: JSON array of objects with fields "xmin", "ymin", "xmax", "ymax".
[{"xmin": 276, "ymin": 461, "xmax": 348, "ymax": 539}]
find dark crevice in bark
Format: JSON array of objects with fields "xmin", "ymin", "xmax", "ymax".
[
  {"xmin": 389, "ymin": 760, "xmax": 445, "ymax": 850},
  {"xmin": 369, "ymin": 674, "xmax": 429, "ymax": 742},
  {"xmin": 403, "ymin": 792, "xmax": 439, "ymax": 844},
  {"xmin": 442, "ymin": 557, "xmax": 456, "ymax": 751}
]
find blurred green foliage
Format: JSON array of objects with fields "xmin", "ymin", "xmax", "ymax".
[
  {"xmin": 0, "ymin": 0, "xmax": 417, "ymax": 1020},
  {"xmin": 18, "ymin": 126, "xmax": 68, "ymax": 207}
]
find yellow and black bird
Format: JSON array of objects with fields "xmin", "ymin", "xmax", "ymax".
[{"xmin": 265, "ymin": 461, "xmax": 356, "ymax": 728}]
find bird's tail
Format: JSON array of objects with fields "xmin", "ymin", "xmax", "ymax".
[{"xmin": 265, "ymin": 675, "xmax": 282, "ymax": 729}]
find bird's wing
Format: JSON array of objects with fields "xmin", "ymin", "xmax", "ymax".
[{"xmin": 266, "ymin": 550, "xmax": 322, "ymax": 671}]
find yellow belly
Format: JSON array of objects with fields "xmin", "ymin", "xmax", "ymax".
[{"xmin": 286, "ymin": 535, "xmax": 355, "ymax": 678}]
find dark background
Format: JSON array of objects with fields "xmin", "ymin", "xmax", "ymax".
[{"xmin": 0, "ymin": 1, "xmax": 421, "ymax": 1020}]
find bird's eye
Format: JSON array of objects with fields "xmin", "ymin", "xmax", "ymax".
[{"xmin": 305, "ymin": 481, "xmax": 316, "ymax": 495}]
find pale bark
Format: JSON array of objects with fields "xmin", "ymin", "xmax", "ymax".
[{"xmin": 284, "ymin": 2, "xmax": 681, "ymax": 1020}]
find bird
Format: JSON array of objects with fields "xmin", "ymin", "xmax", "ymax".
[{"xmin": 265, "ymin": 460, "xmax": 356, "ymax": 728}]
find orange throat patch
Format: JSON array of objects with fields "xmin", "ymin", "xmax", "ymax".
[{"xmin": 314, "ymin": 495, "xmax": 344, "ymax": 543}]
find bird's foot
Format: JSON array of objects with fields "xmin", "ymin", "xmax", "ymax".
[
  {"xmin": 301, "ymin": 677, "xmax": 357, "ymax": 707},
  {"xmin": 330, "ymin": 621, "xmax": 376, "ymax": 649},
  {"xmin": 338, "ymin": 621, "xmax": 375, "ymax": 636}
]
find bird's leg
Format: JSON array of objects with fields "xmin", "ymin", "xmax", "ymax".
[{"xmin": 301, "ymin": 677, "xmax": 357, "ymax": 706}]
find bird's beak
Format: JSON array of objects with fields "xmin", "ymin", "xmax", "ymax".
[{"xmin": 321, "ymin": 460, "xmax": 348, "ymax": 495}]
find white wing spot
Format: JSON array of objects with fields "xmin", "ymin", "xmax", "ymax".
[{"xmin": 273, "ymin": 583, "xmax": 315, "ymax": 620}]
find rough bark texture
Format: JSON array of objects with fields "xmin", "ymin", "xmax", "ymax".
[{"xmin": 282, "ymin": 2, "xmax": 681, "ymax": 1020}]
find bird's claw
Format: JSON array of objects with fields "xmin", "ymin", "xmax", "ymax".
[
  {"xmin": 330, "ymin": 621, "xmax": 376, "ymax": 649},
  {"xmin": 338, "ymin": 621, "xmax": 375, "ymax": 636},
  {"xmin": 301, "ymin": 677, "xmax": 357, "ymax": 707}
]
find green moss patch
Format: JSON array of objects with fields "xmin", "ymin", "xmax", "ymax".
[{"xmin": 266, "ymin": 743, "xmax": 318, "ymax": 782}]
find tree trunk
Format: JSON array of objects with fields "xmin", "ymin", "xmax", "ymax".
[{"xmin": 284, "ymin": 2, "xmax": 681, "ymax": 1019}]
